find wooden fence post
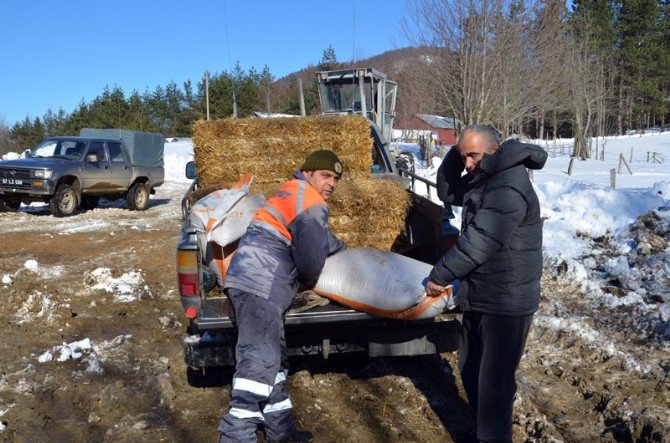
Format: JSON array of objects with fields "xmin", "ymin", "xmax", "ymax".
[
  {"xmin": 610, "ymin": 169, "xmax": 616, "ymax": 189},
  {"xmin": 618, "ymin": 153, "xmax": 633, "ymax": 174},
  {"xmin": 567, "ymin": 157, "xmax": 576, "ymax": 176},
  {"xmin": 630, "ymin": 147, "xmax": 633, "ymax": 163}
]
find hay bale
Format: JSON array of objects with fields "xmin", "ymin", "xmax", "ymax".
[
  {"xmin": 192, "ymin": 115, "xmax": 372, "ymax": 188},
  {"xmin": 328, "ymin": 178, "xmax": 409, "ymax": 250},
  {"xmin": 192, "ymin": 115, "xmax": 410, "ymax": 250}
]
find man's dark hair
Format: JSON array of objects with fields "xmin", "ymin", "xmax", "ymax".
[{"xmin": 459, "ymin": 124, "xmax": 501, "ymax": 149}]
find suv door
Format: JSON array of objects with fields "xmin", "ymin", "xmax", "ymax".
[
  {"xmin": 81, "ymin": 142, "xmax": 112, "ymax": 191},
  {"xmin": 107, "ymin": 142, "xmax": 132, "ymax": 190}
]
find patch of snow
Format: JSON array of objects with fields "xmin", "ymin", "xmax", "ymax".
[
  {"xmin": 15, "ymin": 292, "xmax": 58, "ymax": 324},
  {"xmin": 1, "ymin": 151, "xmax": 20, "ymax": 160},
  {"xmin": 35, "ymin": 335, "xmax": 132, "ymax": 374},
  {"xmin": 37, "ymin": 351, "xmax": 53, "ymax": 363},
  {"xmin": 2, "ymin": 275, "xmax": 11, "ymax": 285},
  {"xmin": 87, "ymin": 268, "xmax": 150, "ymax": 302},
  {"xmin": 536, "ymin": 315, "xmax": 651, "ymax": 373},
  {"xmin": 17, "ymin": 259, "xmax": 63, "ymax": 279},
  {"xmin": 60, "ymin": 220, "xmax": 110, "ymax": 235},
  {"xmin": 24, "ymin": 260, "xmax": 39, "ymax": 272}
]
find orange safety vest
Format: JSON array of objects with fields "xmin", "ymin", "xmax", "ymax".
[{"xmin": 252, "ymin": 179, "xmax": 326, "ymax": 243}]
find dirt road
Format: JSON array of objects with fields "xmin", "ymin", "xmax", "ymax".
[{"xmin": 0, "ymin": 183, "xmax": 667, "ymax": 442}]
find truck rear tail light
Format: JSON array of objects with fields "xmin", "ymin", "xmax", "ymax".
[{"xmin": 177, "ymin": 249, "xmax": 199, "ymax": 297}]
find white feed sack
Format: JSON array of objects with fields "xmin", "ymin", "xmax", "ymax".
[{"xmin": 314, "ymin": 248, "xmax": 457, "ymax": 319}]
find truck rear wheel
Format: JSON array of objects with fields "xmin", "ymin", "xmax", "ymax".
[
  {"xmin": 49, "ymin": 184, "xmax": 78, "ymax": 217},
  {"xmin": 0, "ymin": 196, "xmax": 21, "ymax": 211},
  {"xmin": 126, "ymin": 182, "xmax": 149, "ymax": 211},
  {"xmin": 80, "ymin": 195, "xmax": 99, "ymax": 210}
]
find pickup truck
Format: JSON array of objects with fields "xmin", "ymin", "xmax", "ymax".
[
  {"xmin": 0, "ymin": 128, "xmax": 164, "ymax": 217},
  {"xmin": 177, "ymin": 122, "xmax": 461, "ymax": 379}
]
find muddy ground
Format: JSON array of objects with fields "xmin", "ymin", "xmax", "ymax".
[{"xmin": 0, "ymin": 183, "xmax": 668, "ymax": 442}]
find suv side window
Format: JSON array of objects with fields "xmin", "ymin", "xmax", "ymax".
[
  {"xmin": 108, "ymin": 142, "xmax": 126, "ymax": 163},
  {"xmin": 87, "ymin": 142, "xmax": 108, "ymax": 162}
]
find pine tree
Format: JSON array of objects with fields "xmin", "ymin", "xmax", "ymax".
[
  {"xmin": 617, "ymin": 0, "xmax": 668, "ymax": 127},
  {"xmin": 317, "ymin": 45, "xmax": 341, "ymax": 71},
  {"xmin": 260, "ymin": 65, "xmax": 275, "ymax": 114},
  {"xmin": 147, "ymin": 85, "xmax": 169, "ymax": 132},
  {"xmin": 126, "ymin": 90, "xmax": 153, "ymax": 131},
  {"xmin": 179, "ymin": 80, "xmax": 202, "ymax": 134},
  {"xmin": 42, "ymin": 108, "xmax": 68, "ymax": 137},
  {"xmin": 164, "ymin": 81, "xmax": 185, "ymax": 136}
]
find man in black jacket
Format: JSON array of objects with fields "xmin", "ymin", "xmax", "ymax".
[{"xmin": 427, "ymin": 124, "xmax": 547, "ymax": 442}]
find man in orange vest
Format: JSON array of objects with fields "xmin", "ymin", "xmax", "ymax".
[{"xmin": 219, "ymin": 150, "xmax": 346, "ymax": 443}]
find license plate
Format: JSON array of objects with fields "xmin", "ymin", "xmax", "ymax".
[{"xmin": 1, "ymin": 179, "xmax": 23, "ymax": 185}]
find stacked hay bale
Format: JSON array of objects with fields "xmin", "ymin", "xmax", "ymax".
[{"xmin": 192, "ymin": 115, "xmax": 409, "ymax": 250}]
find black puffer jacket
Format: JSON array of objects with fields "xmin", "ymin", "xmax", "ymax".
[{"xmin": 431, "ymin": 140, "xmax": 547, "ymax": 316}]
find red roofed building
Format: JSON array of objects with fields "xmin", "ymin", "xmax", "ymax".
[{"xmin": 395, "ymin": 114, "xmax": 460, "ymax": 146}]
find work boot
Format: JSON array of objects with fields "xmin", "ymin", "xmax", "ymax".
[{"xmin": 270, "ymin": 429, "xmax": 314, "ymax": 443}]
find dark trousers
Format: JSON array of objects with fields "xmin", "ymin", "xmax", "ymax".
[{"xmin": 458, "ymin": 310, "xmax": 533, "ymax": 442}]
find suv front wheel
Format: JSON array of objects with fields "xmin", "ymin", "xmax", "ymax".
[
  {"xmin": 126, "ymin": 182, "xmax": 149, "ymax": 211},
  {"xmin": 50, "ymin": 184, "xmax": 78, "ymax": 217}
]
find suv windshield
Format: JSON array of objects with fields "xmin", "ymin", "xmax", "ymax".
[{"xmin": 31, "ymin": 139, "xmax": 86, "ymax": 160}]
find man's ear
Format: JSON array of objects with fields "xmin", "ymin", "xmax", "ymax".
[
  {"xmin": 490, "ymin": 144, "xmax": 500, "ymax": 154},
  {"xmin": 302, "ymin": 170, "xmax": 313, "ymax": 179}
]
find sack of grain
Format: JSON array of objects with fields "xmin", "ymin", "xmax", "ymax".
[{"xmin": 314, "ymin": 248, "xmax": 458, "ymax": 320}]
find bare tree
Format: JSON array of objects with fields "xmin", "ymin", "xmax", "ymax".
[
  {"xmin": 566, "ymin": 20, "xmax": 607, "ymax": 159},
  {"xmin": 394, "ymin": 50, "xmax": 442, "ymax": 128},
  {"xmin": 401, "ymin": 0, "xmax": 568, "ymax": 137},
  {"xmin": 528, "ymin": 0, "xmax": 570, "ymax": 140}
]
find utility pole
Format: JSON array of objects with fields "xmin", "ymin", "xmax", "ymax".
[
  {"xmin": 205, "ymin": 70, "xmax": 210, "ymax": 121},
  {"xmin": 298, "ymin": 78, "xmax": 306, "ymax": 117}
]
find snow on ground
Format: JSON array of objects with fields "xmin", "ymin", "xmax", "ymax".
[
  {"xmin": 14, "ymin": 291, "xmax": 59, "ymax": 325},
  {"xmin": 35, "ymin": 334, "xmax": 133, "ymax": 374},
  {"xmin": 163, "ymin": 138, "xmax": 194, "ymax": 183},
  {"xmin": 86, "ymin": 268, "xmax": 151, "ymax": 302}
]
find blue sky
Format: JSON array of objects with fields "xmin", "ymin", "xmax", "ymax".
[{"xmin": 1, "ymin": 0, "xmax": 407, "ymax": 126}]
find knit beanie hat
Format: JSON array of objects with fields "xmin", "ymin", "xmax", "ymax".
[{"xmin": 300, "ymin": 149, "xmax": 343, "ymax": 177}]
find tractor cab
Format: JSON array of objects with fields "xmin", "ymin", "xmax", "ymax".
[{"xmin": 316, "ymin": 68, "xmax": 397, "ymax": 144}]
